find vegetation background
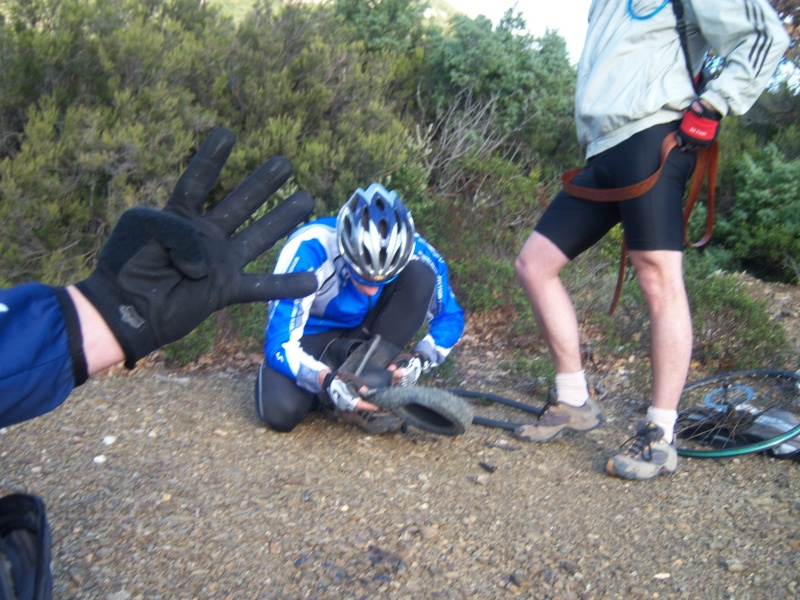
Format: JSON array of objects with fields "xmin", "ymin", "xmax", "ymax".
[{"xmin": 1, "ymin": 0, "xmax": 798, "ymax": 377}]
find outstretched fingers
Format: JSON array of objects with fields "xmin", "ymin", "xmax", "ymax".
[
  {"xmin": 206, "ymin": 156, "xmax": 294, "ymax": 235},
  {"xmin": 166, "ymin": 126, "xmax": 236, "ymax": 219},
  {"xmin": 232, "ymin": 190, "xmax": 315, "ymax": 265},
  {"xmin": 233, "ymin": 272, "xmax": 318, "ymax": 304}
]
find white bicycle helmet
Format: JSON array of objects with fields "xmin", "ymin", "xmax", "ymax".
[{"xmin": 336, "ymin": 183, "xmax": 415, "ymax": 284}]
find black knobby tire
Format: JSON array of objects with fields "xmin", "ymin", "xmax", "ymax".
[
  {"xmin": 675, "ymin": 369, "xmax": 800, "ymax": 458},
  {"xmin": 369, "ymin": 387, "xmax": 474, "ymax": 436}
]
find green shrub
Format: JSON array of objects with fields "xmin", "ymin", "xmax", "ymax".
[
  {"xmin": 228, "ymin": 302, "xmax": 270, "ymax": 354},
  {"xmin": 713, "ymin": 145, "xmax": 800, "ymax": 283},
  {"xmin": 568, "ymin": 245, "xmax": 792, "ymax": 373},
  {"xmin": 448, "ymin": 253, "xmax": 520, "ymax": 313},
  {"xmin": 685, "ymin": 253, "xmax": 791, "ymax": 370}
]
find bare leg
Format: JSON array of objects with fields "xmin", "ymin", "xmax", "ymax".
[
  {"xmin": 513, "ymin": 231, "xmax": 604, "ymax": 442},
  {"xmin": 628, "ymin": 249, "xmax": 692, "ymax": 411},
  {"xmin": 606, "ymin": 248, "xmax": 687, "ymax": 477},
  {"xmin": 515, "ymin": 231, "xmax": 581, "ymax": 373}
]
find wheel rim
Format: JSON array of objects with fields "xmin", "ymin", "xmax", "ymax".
[{"xmin": 676, "ymin": 370, "xmax": 800, "ymax": 458}]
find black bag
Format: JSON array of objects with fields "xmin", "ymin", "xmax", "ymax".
[{"xmin": 0, "ymin": 494, "xmax": 53, "ymax": 600}]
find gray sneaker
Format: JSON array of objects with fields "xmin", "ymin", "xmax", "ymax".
[
  {"xmin": 606, "ymin": 420, "xmax": 678, "ymax": 480},
  {"xmin": 337, "ymin": 409, "xmax": 404, "ymax": 434},
  {"xmin": 513, "ymin": 390, "xmax": 604, "ymax": 442}
]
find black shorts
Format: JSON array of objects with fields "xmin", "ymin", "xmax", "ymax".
[{"xmin": 535, "ymin": 122, "xmax": 697, "ymax": 258}]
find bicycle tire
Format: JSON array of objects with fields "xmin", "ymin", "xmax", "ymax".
[
  {"xmin": 675, "ymin": 369, "xmax": 800, "ymax": 458},
  {"xmin": 369, "ymin": 386, "xmax": 474, "ymax": 436}
]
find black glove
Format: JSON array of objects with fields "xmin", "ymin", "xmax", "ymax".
[
  {"xmin": 676, "ymin": 100, "xmax": 722, "ymax": 150},
  {"xmin": 76, "ymin": 126, "xmax": 317, "ymax": 368},
  {"xmin": 323, "ymin": 371, "xmax": 368, "ymax": 412}
]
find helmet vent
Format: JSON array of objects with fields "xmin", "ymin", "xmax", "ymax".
[{"xmin": 336, "ymin": 183, "xmax": 415, "ymax": 285}]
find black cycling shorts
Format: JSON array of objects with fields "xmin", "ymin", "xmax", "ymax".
[{"xmin": 535, "ymin": 122, "xmax": 697, "ymax": 259}]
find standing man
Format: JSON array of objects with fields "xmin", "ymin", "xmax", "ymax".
[{"xmin": 514, "ymin": 0, "xmax": 789, "ymax": 479}]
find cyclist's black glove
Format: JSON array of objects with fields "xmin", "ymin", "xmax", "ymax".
[
  {"xmin": 676, "ymin": 100, "xmax": 722, "ymax": 150},
  {"xmin": 76, "ymin": 126, "xmax": 317, "ymax": 368}
]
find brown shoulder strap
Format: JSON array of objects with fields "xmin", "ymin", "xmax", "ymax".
[{"xmin": 683, "ymin": 140, "xmax": 718, "ymax": 248}]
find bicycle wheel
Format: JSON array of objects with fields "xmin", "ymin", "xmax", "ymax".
[{"xmin": 675, "ymin": 369, "xmax": 800, "ymax": 458}]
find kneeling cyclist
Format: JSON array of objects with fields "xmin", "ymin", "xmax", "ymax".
[{"xmin": 256, "ymin": 183, "xmax": 464, "ymax": 434}]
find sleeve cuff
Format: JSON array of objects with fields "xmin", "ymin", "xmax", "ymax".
[{"xmin": 52, "ymin": 286, "xmax": 89, "ymax": 387}]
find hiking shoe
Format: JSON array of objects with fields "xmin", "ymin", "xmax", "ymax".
[
  {"xmin": 337, "ymin": 409, "xmax": 404, "ymax": 434},
  {"xmin": 513, "ymin": 390, "xmax": 604, "ymax": 443},
  {"xmin": 606, "ymin": 420, "xmax": 678, "ymax": 480}
]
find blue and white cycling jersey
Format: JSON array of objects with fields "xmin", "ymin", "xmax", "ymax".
[{"xmin": 264, "ymin": 217, "xmax": 464, "ymax": 393}]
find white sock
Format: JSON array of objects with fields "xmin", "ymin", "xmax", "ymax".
[
  {"xmin": 647, "ymin": 406, "xmax": 678, "ymax": 443},
  {"xmin": 555, "ymin": 371, "xmax": 589, "ymax": 407}
]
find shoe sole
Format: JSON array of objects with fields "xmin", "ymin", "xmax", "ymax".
[
  {"xmin": 514, "ymin": 413, "xmax": 605, "ymax": 443},
  {"xmin": 605, "ymin": 458, "xmax": 679, "ymax": 481}
]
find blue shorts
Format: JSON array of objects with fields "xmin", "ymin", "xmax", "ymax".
[{"xmin": 535, "ymin": 122, "xmax": 697, "ymax": 258}]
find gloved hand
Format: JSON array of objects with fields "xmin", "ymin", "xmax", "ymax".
[
  {"xmin": 75, "ymin": 126, "xmax": 317, "ymax": 368},
  {"xmin": 389, "ymin": 353, "xmax": 423, "ymax": 387},
  {"xmin": 323, "ymin": 371, "xmax": 368, "ymax": 412},
  {"xmin": 676, "ymin": 99, "xmax": 722, "ymax": 150},
  {"xmin": 412, "ymin": 338, "xmax": 441, "ymax": 374}
]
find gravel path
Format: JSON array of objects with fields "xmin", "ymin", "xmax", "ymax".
[
  {"xmin": 2, "ymin": 365, "xmax": 798, "ymax": 599},
  {"xmin": 2, "ymin": 274, "xmax": 799, "ymax": 599}
]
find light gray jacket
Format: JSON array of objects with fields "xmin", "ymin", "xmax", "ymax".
[{"xmin": 576, "ymin": 0, "xmax": 789, "ymax": 158}]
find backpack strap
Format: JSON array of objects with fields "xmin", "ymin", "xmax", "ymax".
[{"xmin": 671, "ymin": 0, "xmax": 701, "ymax": 93}]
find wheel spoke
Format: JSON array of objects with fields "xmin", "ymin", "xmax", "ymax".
[{"xmin": 676, "ymin": 370, "xmax": 800, "ymax": 458}]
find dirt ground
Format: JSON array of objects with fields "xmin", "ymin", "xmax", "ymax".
[{"xmin": 1, "ymin": 275, "xmax": 798, "ymax": 599}]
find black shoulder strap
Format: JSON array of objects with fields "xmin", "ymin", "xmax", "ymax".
[{"xmin": 671, "ymin": 0, "xmax": 699, "ymax": 93}]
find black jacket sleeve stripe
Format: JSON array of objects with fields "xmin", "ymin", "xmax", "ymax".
[{"xmin": 745, "ymin": 0, "xmax": 777, "ymax": 78}]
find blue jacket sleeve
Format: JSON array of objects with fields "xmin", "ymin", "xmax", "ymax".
[
  {"xmin": 0, "ymin": 283, "xmax": 78, "ymax": 427},
  {"xmin": 264, "ymin": 235, "xmax": 332, "ymax": 393},
  {"xmin": 427, "ymin": 259, "xmax": 464, "ymax": 350},
  {"xmin": 413, "ymin": 237, "xmax": 465, "ymax": 363}
]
